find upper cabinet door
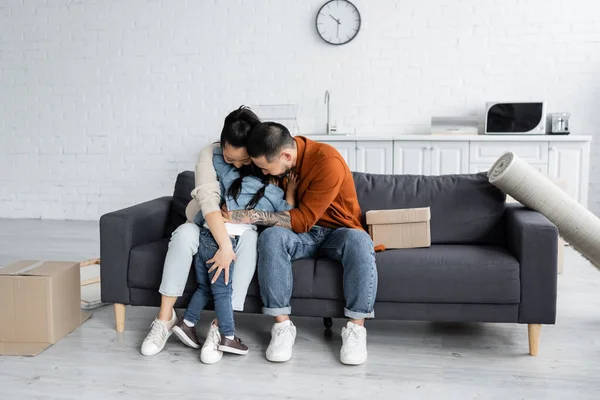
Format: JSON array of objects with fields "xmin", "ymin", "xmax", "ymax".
[
  {"xmin": 548, "ymin": 141, "xmax": 589, "ymax": 206},
  {"xmin": 393, "ymin": 141, "xmax": 431, "ymax": 175},
  {"xmin": 430, "ymin": 142, "xmax": 470, "ymax": 175},
  {"xmin": 356, "ymin": 141, "xmax": 393, "ymax": 174},
  {"xmin": 321, "ymin": 141, "xmax": 357, "ymax": 171}
]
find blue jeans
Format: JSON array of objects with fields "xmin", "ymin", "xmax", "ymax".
[
  {"xmin": 183, "ymin": 229, "xmax": 237, "ymax": 337},
  {"xmin": 257, "ymin": 226, "xmax": 377, "ymax": 320}
]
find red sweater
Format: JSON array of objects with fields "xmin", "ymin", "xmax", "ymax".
[{"xmin": 288, "ymin": 137, "xmax": 364, "ymax": 233}]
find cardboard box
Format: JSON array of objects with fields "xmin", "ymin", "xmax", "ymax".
[
  {"xmin": 366, "ymin": 207, "xmax": 431, "ymax": 249},
  {"xmin": 0, "ymin": 260, "xmax": 91, "ymax": 356}
]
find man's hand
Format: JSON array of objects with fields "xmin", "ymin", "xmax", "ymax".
[
  {"xmin": 222, "ymin": 209, "xmax": 292, "ymax": 229},
  {"xmin": 207, "ymin": 245, "xmax": 236, "ymax": 284}
]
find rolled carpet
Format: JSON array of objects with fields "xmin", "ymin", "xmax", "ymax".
[{"xmin": 488, "ymin": 151, "xmax": 600, "ymax": 270}]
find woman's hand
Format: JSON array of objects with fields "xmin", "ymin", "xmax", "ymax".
[{"xmin": 207, "ymin": 245, "xmax": 236, "ymax": 284}]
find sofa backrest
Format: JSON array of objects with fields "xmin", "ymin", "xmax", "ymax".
[
  {"xmin": 353, "ymin": 172, "xmax": 507, "ymax": 245},
  {"xmin": 167, "ymin": 171, "xmax": 195, "ymax": 237},
  {"xmin": 170, "ymin": 170, "xmax": 507, "ymax": 245}
]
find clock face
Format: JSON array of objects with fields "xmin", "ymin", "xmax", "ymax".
[{"xmin": 316, "ymin": 0, "xmax": 361, "ymax": 45}]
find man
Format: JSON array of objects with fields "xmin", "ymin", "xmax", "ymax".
[{"xmin": 223, "ymin": 122, "xmax": 377, "ymax": 365}]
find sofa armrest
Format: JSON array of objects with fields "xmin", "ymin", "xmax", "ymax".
[
  {"xmin": 100, "ymin": 196, "xmax": 172, "ymax": 304},
  {"xmin": 505, "ymin": 203, "xmax": 558, "ymax": 324}
]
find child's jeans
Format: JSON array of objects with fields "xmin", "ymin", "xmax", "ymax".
[{"xmin": 183, "ymin": 228, "xmax": 238, "ymax": 337}]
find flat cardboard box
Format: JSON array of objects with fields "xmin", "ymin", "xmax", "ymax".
[
  {"xmin": 366, "ymin": 207, "xmax": 431, "ymax": 249},
  {"xmin": 0, "ymin": 260, "xmax": 91, "ymax": 356}
]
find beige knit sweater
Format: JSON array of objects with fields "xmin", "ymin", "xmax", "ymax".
[{"xmin": 184, "ymin": 142, "xmax": 221, "ymax": 222}]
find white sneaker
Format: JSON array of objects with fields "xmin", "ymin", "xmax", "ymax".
[
  {"xmin": 266, "ymin": 320, "xmax": 296, "ymax": 363},
  {"xmin": 140, "ymin": 310, "xmax": 178, "ymax": 356},
  {"xmin": 340, "ymin": 321, "xmax": 368, "ymax": 365},
  {"xmin": 200, "ymin": 322, "xmax": 223, "ymax": 364}
]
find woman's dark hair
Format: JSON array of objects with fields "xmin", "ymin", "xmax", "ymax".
[
  {"xmin": 219, "ymin": 106, "xmax": 268, "ymax": 206},
  {"xmin": 220, "ymin": 105, "xmax": 260, "ymax": 148}
]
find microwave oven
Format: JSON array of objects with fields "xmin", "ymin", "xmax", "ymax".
[{"xmin": 484, "ymin": 102, "xmax": 546, "ymax": 135}]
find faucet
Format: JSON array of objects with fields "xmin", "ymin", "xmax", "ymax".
[{"xmin": 325, "ymin": 90, "xmax": 337, "ymax": 135}]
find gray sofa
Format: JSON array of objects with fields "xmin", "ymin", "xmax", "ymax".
[{"xmin": 100, "ymin": 171, "xmax": 558, "ymax": 355}]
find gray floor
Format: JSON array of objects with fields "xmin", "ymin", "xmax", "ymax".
[{"xmin": 0, "ymin": 219, "xmax": 599, "ymax": 399}]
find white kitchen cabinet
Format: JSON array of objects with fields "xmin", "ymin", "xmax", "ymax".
[
  {"xmin": 469, "ymin": 163, "xmax": 549, "ymax": 175},
  {"xmin": 393, "ymin": 141, "xmax": 469, "ymax": 175},
  {"xmin": 470, "ymin": 141, "xmax": 549, "ymax": 164},
  {"xmin": 356, "ymin": 141, "xmax": 393, "ymax": 174},
  {"xmin": 548, "ymin": 141, "xmax": 591, "ymax": 206},
  {"xmin": 321, "ymin": 141, "xmax": 356, "ymax": 171},
  {"xmin": 430, "ymin": 142, "xmax": 470, "ymax": 175},
  {"xmin": 393, "ymin": 141, "xmax": 431, "ymax": 175},
  {"xmin": 311, "ymin": 135, "xmax": 591, "ymax": 208}
]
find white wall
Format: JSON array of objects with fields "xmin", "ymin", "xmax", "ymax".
[{"xmin": 1, "ymin": 0, "xmax": 599, "ymax": 220}]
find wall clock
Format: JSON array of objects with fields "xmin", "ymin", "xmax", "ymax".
[{"xmin": 315, "ymin": 0, "xmax": 361, "ymax": 45}]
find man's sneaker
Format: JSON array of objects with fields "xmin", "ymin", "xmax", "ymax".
[
  {"xmin": 218, "ymin": 336, "xmax": 249, "ymax": 355},
  {"xmin": 172, "ymin": 320, "xmax": 201, "ymax": 349},
  {"xmin": 266, "ymin": 320, "xmax": 296, "ymax": 362},
  {"xmin": 140, "ymin": 311, "xmax": 178, "ymax": 356},
  {"xmin": 200, "ymin": 322, "xmax": 223, "ymax": 364},
  {"xmin": 340, "ymin": 321, "xmax": 368, "ymax": 365}
]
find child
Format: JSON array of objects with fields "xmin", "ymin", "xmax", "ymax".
[{"xmin": 172, "ymin": 146, "xmax": 298, "ymax": 364}]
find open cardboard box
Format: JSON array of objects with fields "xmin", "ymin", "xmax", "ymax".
[{"xmin": 0, "ymin": 260, "xmax": 91, "ymax": 356}]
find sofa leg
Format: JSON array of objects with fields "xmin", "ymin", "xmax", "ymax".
[
  {"xmin": 323, "ymin": 317, "xmax": 333, "ymax": 330},
  {"xmin": 114, "ymin": 303, "xmax": 126, "ymax": 333},
  {"xmin": 528, "ymin": 324, "xmax": 541, "ymax": 356}
]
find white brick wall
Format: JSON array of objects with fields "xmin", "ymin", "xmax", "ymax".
[{"xmin": 1, "ymin": 0, "xmax": 599, "ymax": 220}]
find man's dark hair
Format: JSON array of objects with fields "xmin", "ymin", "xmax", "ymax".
[{"xmin": 247, "ymin": 122, "xmax": 295, "ymax": 162}]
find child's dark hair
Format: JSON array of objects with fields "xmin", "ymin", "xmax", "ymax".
[
  {"xmin": 219, "ymin": 106, "xmax": 270, "ymax": 207},
  {"xmin": 227, "ymin": 164, "xmax": 274, "ymax": 210}
]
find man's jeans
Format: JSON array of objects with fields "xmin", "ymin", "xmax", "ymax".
[
  {"xmin": 183, "ymin": 229, "xmax": 237, "ymax": 337},
  {"xmin": 257, "ymin": 226, "xmax": 378, "ymax": 320}
]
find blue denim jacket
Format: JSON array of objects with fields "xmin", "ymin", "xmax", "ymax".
[{"xmin": 193, "ymin": 146, "xmax": 292, "ymax": 225}]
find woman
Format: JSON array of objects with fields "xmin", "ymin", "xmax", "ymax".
[{"xmin": 141, "ymin": 106, "xmax": 261, "ymax": 356}]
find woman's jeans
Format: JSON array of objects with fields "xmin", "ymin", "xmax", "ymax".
[{"xmin": 158, "ymin": 222, "xmax": 258, "ymax": 312}]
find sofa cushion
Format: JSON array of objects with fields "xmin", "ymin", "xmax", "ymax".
[
  {"xmin": 128, "ymin": 239, "xmax": 196, "ymax": 293},
  {"xmin": 313, "ymin": 244, "xmax": 520, "ymax": 304},
  {"xmin": 128, "ymin": 238, "xmax": 317, "ymax": 301},
  {"xmin": 353, "ymin": 172, "xmax": 507, "ymax": 245}
]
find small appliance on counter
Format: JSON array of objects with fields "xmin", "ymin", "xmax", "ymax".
[
  {"xmin": 548, "ymin": 112, "xmax": 570, "ymax": 135},
  {"xmin": 484, "ymin": 101, "xmax": 546, "ymax": 135},
  {"xmin": 430, "ymin": 116, "xmax": 478, "ymax": 135}
]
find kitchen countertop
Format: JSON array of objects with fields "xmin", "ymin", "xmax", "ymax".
[{"xmin": 298, "ymin": 134, "xmax": 592, "ymax": 142}]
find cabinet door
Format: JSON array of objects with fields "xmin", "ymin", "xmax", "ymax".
[
  {"xmin": 393, "ymin": 141, "xmax": 431, "ymax": 175},
  {"xmin": 548, "ymin": 142, "xmax": 589, "ymax": 206},
  {"xmin": 469, "ymin": 163, "xmax": 548, "ymax": 175},
  {"xmin": 321, "ymin": 141, "xmax": 356, "ymax": 171},
  {"xmin": 430, "ymin": 142, "xmax": 469, "ymax": 175},
  {"xmin": 470, "ymin": 141, "xmax": 548, "ymax": 164},
  {"xmin": 356, "ymin": 141, "xmax": 393, "ymax": 174}
]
